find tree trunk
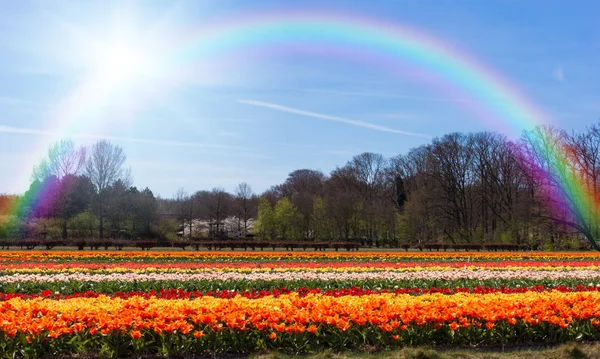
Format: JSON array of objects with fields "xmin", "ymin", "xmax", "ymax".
[
  {"xmin": 99, "ymin": 215, "xmax": 104, "ymax": 239},
  {"xmin": 62, "ymin": 219, "xmax": 68, "ymax": 239}
]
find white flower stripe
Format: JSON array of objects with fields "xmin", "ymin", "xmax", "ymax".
[{"xmin": 3, "ymin": 269, "xmax": 600, "ymax": 283}]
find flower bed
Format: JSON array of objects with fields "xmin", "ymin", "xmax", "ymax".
[{"xmin": 1, "ymin": 250, "xmax": 600, "ymax": 357}]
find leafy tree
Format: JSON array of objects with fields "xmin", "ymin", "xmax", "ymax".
[
  {"xmin": 0, "ymin": 213, "xmax": 20, "ymax": 239},
  {"xmin": 254, "ymin": 197, "xmax": 276, "ymax": 240},
  {"xmin": 274, "ymin": 197, "xmax": 301, "ymax": 240},
  {"xmin": 155, "ymin": 219, "xmax": 180, "ymax": 242},
  {"xmin": 21, "ymin": 176, "xmax": 61, "ymax": 220},
  {"xmin": 54, "ymin": 175, "xmax": 95, "ymax": 239},
  {"xmin": 71, "ymin": 210, "xmax": 98, "ymax": 238},
  {"xmin": 103, "ymin": 179, "xmax": 130, "ymax": 238},
  {"xmin": 131, "ymin": 187, "xmax": 157, "ymax": 237},
  {"xmin": 278, "ymin": 170, "xmax": 326, "ymax": 237},
  {"xmin": 312, "ymin": 196, "xmax": 330, "ymax": 241}
]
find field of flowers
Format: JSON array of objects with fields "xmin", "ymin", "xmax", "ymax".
[{"xmin": 2, "ymin": 251, "xmax": 600, "ymax": 357}]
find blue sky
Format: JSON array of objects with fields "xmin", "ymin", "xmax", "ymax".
[{"xmin": 0, "ymin": 0, "xmax": 598, "ymax": 197}]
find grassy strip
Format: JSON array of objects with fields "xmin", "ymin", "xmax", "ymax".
[
  {"xmin": 29, "ymin": 343, "xmax": 600, "ymax": 358},
  {"xmin": 3, "ymin": 277, "xmax": 600, "ymax": 294},
  {"xmin": 3, "ymin": 328, "xmax": 600, "ymax": 358},
  {"xmin": 254, "ymin": 343, "xmax": 600, "ymax": 359}
]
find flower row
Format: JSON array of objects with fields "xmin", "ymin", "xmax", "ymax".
[
  {"xmin": 2, "ymin": 274, "xmax": 600, "ymax": 296},
  {"xmin": 3, "ymin": 285, "xmax": 600, "ymax": 301},
  {"xmin": 1, "ymin": 250, "xmax": 599, "ymax": 262},
  {"xmin": 1, "ymin": 291, "xmax": 600, "ymax": 356},
  {"xmin": 2, "ymin": 260, "xmax": 600, "ymax": 273},
  {"xmin": 3, "ymin": 269, "xmax": 600, "ymax": 284}
]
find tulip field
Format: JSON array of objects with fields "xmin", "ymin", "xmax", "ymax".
[{"xmin": 3, "ymin": 251, "xmax": 600, "ymax": 357}]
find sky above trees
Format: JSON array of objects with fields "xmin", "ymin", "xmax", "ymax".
[{"xmin": 0, "ymin": 0, "xmax": 598, "ymax": 197}]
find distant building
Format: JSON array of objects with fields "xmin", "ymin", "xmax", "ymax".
[{"xmin": 179, "ymin": 216, "xmax": 255, "ymax": 239}]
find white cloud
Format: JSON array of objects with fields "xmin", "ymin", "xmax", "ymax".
[
  {"xmin": 237, "ymin": 99, "xmax": 431, "ymax": 139},
  {"xmin": 300, "ymin": 88, "xmax": 470, "ymax": 103},
  {"xmin": 0, "ymin": 97, "xmax": 51, "ymax": 110},
  {"xmin": 553, "ymin": 66, "xmax": 565, "ymax": 82},
  {"xmin": 0, "ymin": 96, "xmax": 28, "ymax": 105},
  {"xmin": 0, "ymin": 125, "xmax": 52, "ymax": 136}
]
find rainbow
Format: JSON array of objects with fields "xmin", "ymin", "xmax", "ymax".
[
  {"xmin": 47, "ymin": 12, "xmax": 553, "ymax": 154},
  {"xmin": 1, "ymin": 176, "xmax": 59, "ymax": 232},
  {"xmin": 168, "ymin": 12, "xmax": 550, "ymax": 133},
  {"xmin": 8, "ymin": 11, "xmax": 595, "ymax": 245},
  {"xmin": 519, "ymin": 127, "xmax": 599, "ymax": 248}
]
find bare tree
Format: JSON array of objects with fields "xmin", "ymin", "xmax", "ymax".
[
  {"xmin": 348, "ymin": 153, "xmax": 387, "ymax": 200},
  {"xmin": 175, "ymin": 188, "xmax": 196, "ymax": 239},
  {"xmin": 325, "ymin": 166, "xmax": 362, "ymax": 241},
  {"xmin": 209, "ymin": 188, "xmax": 232, "ymax": 224},
  {"xmin": 85, "ymin": 140, "xmax": 126, "ymax": 192},
  {"xmin": 342, "ymin": 153, "xmax": 389, "ymax": 243},
  {"xmin": 567, "ymin": 124, "xmax": 600, "ymax": 241},
  {"xmin": 388, "ymin": 146, "xmax": 438, "ymax": 244},
  {"xmin": 520, "ymin": 125, "xmax": 600, "ymax": 250},
  {"xmin": 427, "ymin": 133, "xmax": 478, "ymax": 242},
  {"xmin": 471, "ymin": 132, "xmax": 532, "ymax": 243},
  {"xmin": 32, "ymin": 140, "xmax": 87, "ymax": 182},
  {"xmin": 85, "ymin": 140, "xmax": 127, "ymax": 238},
  {"xmin": 235, "ymin": 182, "xmax": 254, "ymax": 237}
]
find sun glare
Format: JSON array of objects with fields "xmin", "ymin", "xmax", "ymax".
[
  {"xmin": 63, "ymin": 36, "xmax": 164, "ymax": 127},
  {"xmin": 92, "ymin": 43, "xmax": 150, "ymax": 86},
  {"xmin": 101, "ymin": 49, "xmax": 139, "ymax": 80}
]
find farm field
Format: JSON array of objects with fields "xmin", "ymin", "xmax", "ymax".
[{"xmin": 2, "ymin": 251, "xmax": 600, "ymax": 358}]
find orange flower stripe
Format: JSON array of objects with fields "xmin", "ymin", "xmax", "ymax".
[
  {"xmin": 2, "ymin": 260, "xmax": 600, "ymax": 273},
  {"xmin": 0, "ymin": 250, "xmax": 599, "ymax": 262},
  {"xmin": 1, "ymin": 291, "xmax": 600, "ymax": 339}
]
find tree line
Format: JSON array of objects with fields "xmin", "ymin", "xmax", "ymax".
[{"xmin": 1, "ymin": 123, "xmax": 600, "ymax": 250}]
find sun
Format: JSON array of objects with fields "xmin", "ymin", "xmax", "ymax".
[
  {"xmin": 90, "ymin": 42, "xmax": 152, "ymax": 87},
  {"xmin": 62, "ymin": 37, "xmax": 164, "ymax": 129},
  {"xmin": 98, "ymin": 47, "xmax": 141, "ymax": 83}
]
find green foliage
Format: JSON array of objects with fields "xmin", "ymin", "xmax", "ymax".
[
  {"xmin": 131, "ymin": 187, "xmax": 157, "ymax": 237},
  {"xmin": 155, "ymin": 219, "xmax": 180, "ymax": 241},
  {"xmin": 0, "ymin": 215, "xmax": 19, "ymax": 239},
  {"xmin": 274, "ymin": 197, "xmax": 302, "ymax": 240},
  {"xmin": 567, "ymin": 240, "xmax": 582, "ymax": 251},
  {"xmin": 71, "ymin": 210, "xmax": 99, "ymax": 238},
  {"xmin": 471, "ymin": 226, "xmax": 485, "ymax": 244},
  {"xmin": 27, "ymin": 217, "xmax": 63, "ymax": 239},
  {"xmin": 501, "ymin": 230, "xmax": 516, "ymax": 244},
  {"xmin": 312, "ymin": 196, "xmax": 331, "ymax": 241},
  {"xmin": 255, "ymin": 197, "xmax": 276, "ymax": 240},
  {"xmin": 543, "ymin": 242, "xmax": 555, "ymax": 251},
  {"xmin": 395, "ymin": 212, "xmax": 410, "ymax": 244}
]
